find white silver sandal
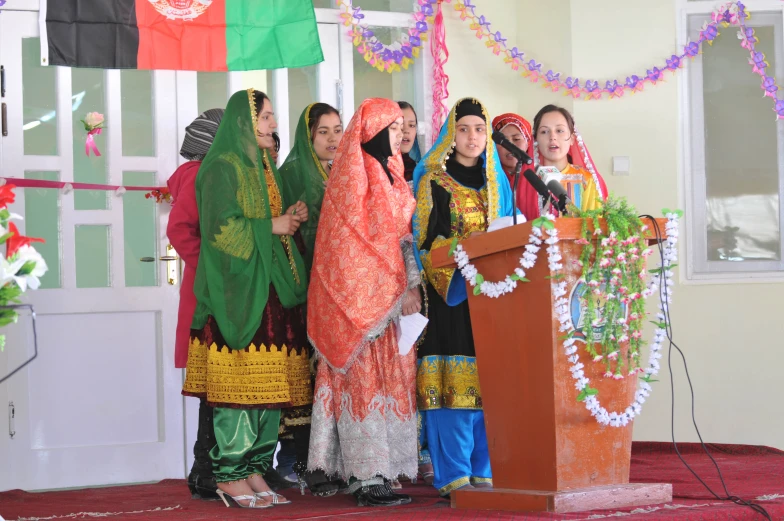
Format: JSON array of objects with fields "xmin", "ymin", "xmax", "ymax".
[
  {"xmin": 216, "ymin": 489, "xmax": 272, "ymax": 508},
  {"xmin": 255, "ymin": 490, "xmax": 292, "ymax": 505}
]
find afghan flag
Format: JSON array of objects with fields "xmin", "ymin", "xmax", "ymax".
[{"xmin": 40, "ymin": 0, "xmax": 324, "ymax": 71}]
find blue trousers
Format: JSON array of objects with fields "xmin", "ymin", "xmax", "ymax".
[
  {"xmin": 424, "ymin": 408, "xmax": 492, "ymax": 495},
  {"xmin": 418, "ymin": 411, "xmax": 431, "ymax": 465}
]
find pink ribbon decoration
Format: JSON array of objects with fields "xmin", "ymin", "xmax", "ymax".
[
  {"xmin": 85, "ymin": 128, "xmax": 102, "ymax": 157},
  {"xmin": 430, "ymin": 0, "xmax": 450, "ymax": 144},
  {"xmin": 0, "ymin": 177, "xmax": 162, "ymax": 192}
]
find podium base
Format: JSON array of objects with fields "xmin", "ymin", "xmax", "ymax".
[{"xmin": 451, "ymin": 483, "xmax": 673, "ymax": 513}]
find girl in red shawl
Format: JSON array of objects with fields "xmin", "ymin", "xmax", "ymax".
[
  {"xmin": 166, "ymin": 108, "xmax": 224, "ymax": 500},
  {"xmin": 491, "ymin": 113, "xmax": 537, "ymax": 220},
  {"xmin": 307, "ymin": 98, "xmax": 421, "ymax": 507}
]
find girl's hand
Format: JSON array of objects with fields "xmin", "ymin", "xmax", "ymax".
[
  {"xmin": 286, "ymin": 202, "xmax": 309, "ymax": 222},
  {"xmin": 272, "ymin": 214, "xmax": 303, "ymax": 236},
  {"xmin": 402, "ymin": 288, "xmax": 422, "ymax": 316}
]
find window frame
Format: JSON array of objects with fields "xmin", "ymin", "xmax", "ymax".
[
  {"xmin": 315, "ymin": 4, "xmax": 434, "ymax": 148},
  {"xmin": 679, "ymin": 0, "xmax": 784, "ymax": 283}
]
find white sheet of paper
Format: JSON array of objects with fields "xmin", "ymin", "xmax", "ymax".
[
  {"xmin": 396, "ymin": 313, "xmax": 429, "ymax": 356},
  {"xmin": 487, "ymin": 214, "xmax": 527, "ymax": 232}
]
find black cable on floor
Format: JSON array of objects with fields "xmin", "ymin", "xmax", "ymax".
[{"xmin": 639, "ymin": 215, "xmax": 771, "ymax": 521}]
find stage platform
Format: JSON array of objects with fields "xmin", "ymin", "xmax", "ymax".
[{"xmin": 0, "ymin": 443, "xmax": 781, "ymax": 521}]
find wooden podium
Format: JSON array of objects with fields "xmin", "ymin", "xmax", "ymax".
[{"xmin": 431, "ymin": 218, "xmax": 672, "ymax": 513}]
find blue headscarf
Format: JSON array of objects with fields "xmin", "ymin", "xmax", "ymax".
[
  {"xmin": 409, "ymin": 136, "xmax": 422, "ymax": 163},
  {"xmin": 411, "ymin": 97, "xmax": 516, "ymax": 306}
]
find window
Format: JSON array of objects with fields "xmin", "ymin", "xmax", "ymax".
[
  {"xmin": 685, "ymin": 11, "xmax": 784, "ymax": 279},
  {"xmin": 283, "ymin": 3, "xmax": 433, "ymax": 154}
]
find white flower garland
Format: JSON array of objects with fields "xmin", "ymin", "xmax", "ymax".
[
  {"xmin": 553, "ymin": 214, "xmax": 680, "ymax": 427},
  {"xmin": 450, "ymin": 213, "xmax": 680, "ymax": 427},
  {"xmin": 452, "ymin": 215, "xmax": 552, "ymax": 298}
]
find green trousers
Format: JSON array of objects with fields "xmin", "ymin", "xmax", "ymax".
[{"xmin": 211, "ymin": 407, "xmax": 281, "ymax": 483}]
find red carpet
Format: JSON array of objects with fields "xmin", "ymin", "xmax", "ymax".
[{"xmin": 1, "ymin": 443, "xmax": 782, "ymax": 521}]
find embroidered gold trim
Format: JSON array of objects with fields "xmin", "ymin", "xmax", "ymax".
[
  {"xmin": 417, "ymin": 355, "xmax": 482, "ymax": 411},
  {"xmin": 471, "ymin": 477, "xmax": 493, "ymax": 485},
  {"xmin": 421, "ymin": 236, "xmax": 455, "ymax": 302},
  {"xmin": 262, "ymin": 156, "xmax": 301, "ymax": 285},
  {"xmin": 183, "ymin": 336, "xmax": 208, "ymax": 394},
  {"xmin": 282, "ymin": 416, "xmax": 311, "ymax": 428},
  {"xmin": 440, "ymin": 476, "xmax": 471, "ymax": 496},
  {"xmin": 480, "ymin": 102, "xmax": 502, "ymax": 225},
  {"xmin": 210, "ymin": 153, "xmax": 266, "ymax": 260},
  {"xmin": 414, "ymin": 171, "xmax": 435, "ymax": 252},
  {"xmin": 232, "ymin": 157, "xmax": 266, "ymax": 219},
  {"xmin": 248, "ymin": 88, "xmax": 259, "ymax": 137},
  {"xmin": 262, "ymin": 159, "xmax": 282, "ymax": 218},
  {"xmin": 417, "ymin": 98, "xmax": 503, "ymax": 233},
  {"xmin": 182, "ymin": 337, "xmax": 312, "ymax": 407},
  {"xmin": 305, "ymin": 103, "xmax": 330, "ymax": 182}
]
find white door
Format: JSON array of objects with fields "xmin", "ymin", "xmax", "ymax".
[
  {"xmin": 0, "ymin": 11, "xmax": 347, "ymax": 491},
  {"xmin": 0, "ymin": 10, "xmax": 182, "ymax": 491}
]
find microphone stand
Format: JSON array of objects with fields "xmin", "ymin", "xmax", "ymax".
[{"xmin": 512, "ymin": 158, "xmax": 522, "ymax": 225}]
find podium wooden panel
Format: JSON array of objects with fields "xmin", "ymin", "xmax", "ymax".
[{"xmin": 430, "ymin": 218, "xmax": 672, "ymax": 513}]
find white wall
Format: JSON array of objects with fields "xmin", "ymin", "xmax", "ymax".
[{"xmin": 442, "ymin": 0, "xmax": 784, "ymax": 449}]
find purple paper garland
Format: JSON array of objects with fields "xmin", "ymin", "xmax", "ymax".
[
  {"xmin": 341, "ymin": 0, "xmax": 438, "ymax": 72},
  {"xmin": 456, "ymin": 0, "xmax": 783, "ymax": 116}
]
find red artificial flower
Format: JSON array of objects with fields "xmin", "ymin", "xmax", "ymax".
[
  {"xmin": 144, "ymin": 188, "xmax": 171, "ymax": 204},
  {"xmin": 6, "ymin": 222, "xmax": 44, "ymax": 259},
  {"xmin": 0, "ymin": 184, "xmax": 17, "ymax": 208}
]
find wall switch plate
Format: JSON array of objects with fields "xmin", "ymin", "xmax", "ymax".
[{"xmin": 612, "ymin": 156, "xmax": 630, "ymax": 176}]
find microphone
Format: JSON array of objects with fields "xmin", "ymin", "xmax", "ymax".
[
  {"xmin": 492, "ymin": 131, "xmax": 533, "ymax": 165},
  {"xmin": 536, "ymin": 165, "xmax": 562, "ymax": 185},
  {"xmin": 523, "ymin": 169, "xmax": 550, "ymax": 199},
  {"xmin": 536, "ymin": 166, "xmax": 571, "ymax": 214}
]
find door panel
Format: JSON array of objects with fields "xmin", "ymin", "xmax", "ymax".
[{"xmin": 0, "ymin": 10, "xmax": 181, "ymax": 491}]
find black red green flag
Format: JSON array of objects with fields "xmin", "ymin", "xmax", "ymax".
[{"xmin": 40, "ymin": 0, "xmax": 324, "ymax": 71}]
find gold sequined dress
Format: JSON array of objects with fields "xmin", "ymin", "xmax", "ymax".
[{"xmin": 415, "ymin": 156, "xmax": 488, "ymax": 414}]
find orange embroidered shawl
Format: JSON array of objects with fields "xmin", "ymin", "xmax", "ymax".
[{"xmin": 307, "ymin": 98, "xmax": 416, "ymax": 371}]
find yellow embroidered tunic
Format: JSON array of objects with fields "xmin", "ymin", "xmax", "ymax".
[
  {"xmin": 182, "ymin": 155, "xmax": 312, "ymax": 409},
  {"xmin": 415, "ymin": 163, "xmax": 488, "ymax": 411},
  {"xmin": 559, "ymin": 164, "xmax": 601, "ymax": 212}
]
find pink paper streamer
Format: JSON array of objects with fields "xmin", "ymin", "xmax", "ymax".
[
  {"xmin": 1, "ymin": 178, "xmax": 162, "ymax": 192},
  {"xmin": 85, "ymin": 128, "xmax": 102, "ymax": 157},
  {"xmin": 430, "ymin": 1, "xmax": 450, "ymax": 144}
]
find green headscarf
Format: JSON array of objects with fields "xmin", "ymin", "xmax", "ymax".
[
  {"xmin": 191, "ymin": 89, "xmax": 308, "ymax": 350},
  {"xmin": 278, "ymin": 103, "xmax": 331, "ymax": 271}
]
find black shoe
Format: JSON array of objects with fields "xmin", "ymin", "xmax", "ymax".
[
  {"xmin": 262, "ymin": 468, "xmax": 295, "ymax": 491},
  {"xmin": 187, "ymin": 471, "xmax": 220, "ymax": 500},
  {"xmin": 305, "ymin": 470, "xmax": 341, "ymax": 498},
  {"xmin": 353, "ymin": 484, "xmax": 405, "ymax": 507},
  {"xmin": 383, "ymin": 480, "xmax": 412, "ymax": 505},
  {"xmin": 294, "ymin": 462, "xmax": 341, "ymax": 497}
]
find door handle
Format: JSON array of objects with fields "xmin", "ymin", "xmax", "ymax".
[
  {"xmin": 335, "ymin": 80, "xmax": 343, "ymax": 117},
  {"xmin": 9, "ymin": 401, "xmax": 15, "ymax": 439},
  {"xmin": 139, "ymin": 255, "xmax": 178, "ymax": 262},
  {"xmin": 2, "ymin": 103, "xmax": 7, "ymax": 137},
  {"xmin": 140, "ymin": 245, "xmax": 180, "ymax": 285}
]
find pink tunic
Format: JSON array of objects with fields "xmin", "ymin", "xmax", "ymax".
[{"xmin": 166, "ymin": 161, "xmax": 202, "ymax": 369}]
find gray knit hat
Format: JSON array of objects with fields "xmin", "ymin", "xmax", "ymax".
[{"xmin": 180, "ymin": 108, "xmax": 224, "ymax": 161}]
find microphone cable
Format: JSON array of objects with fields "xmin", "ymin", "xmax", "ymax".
[{"xmin": 639, "ymin": 215, "xmax": 771, "ymax": 521}]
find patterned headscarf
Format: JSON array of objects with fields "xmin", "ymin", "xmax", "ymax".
[
  {"xmin": 492, "ymin": 113, "xmax": 533, "ymax": 148},
  {"xmin": 307, "ymin": 98, "xmax": 416, "ymax": 372},
  {"xmin": 491, "ymin": 113, "xmax": 538, "ymax": 219},
  {"xmin": 411, "ymin": 97, "xmax": 516, "ymax": 302},
  {"xmin": 413, "ymin": 97, "xmax": 513, "ymax": 239},
  {"xmin": 180, "ymin": 108, "xmax": 224, "ymax": 161},
  {"xmin": 191, "ymin": 91, "xmax": 306, "ymax": 350}
]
